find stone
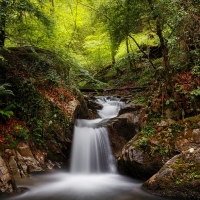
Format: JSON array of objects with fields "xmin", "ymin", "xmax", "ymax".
[
  {"xmin": 17, "ymin": 143, "xmax": 43, "ymax": 172},
  {"xmin": 0, "ymin": 156, "xmax": 14, "ymax": 193},
  {"xmin": 156, "ymin": 120, "xmax": 168, "ymax": 127},
  {"xmin": 165, "ymin": 108, "xmax": 182, "ymax": 120},
  {"xmin": 107, "ymin": 103, "xmax": 146, "ymax": 159},
  {"xmin": 192, "ymin": 129, "xmax": 200, "ymax": 143},
  {"xmin": 143, "ymin": 149, "xmax": 200, "ymax": 199},
  {"xmin": 118, "ymin": 134, "xmax": 170, "ymax": 179},
  {"xmin": 157, "ymin": 126, "xmax": 163, "ymax": 132}
]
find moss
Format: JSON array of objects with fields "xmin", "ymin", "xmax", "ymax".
[
  {"xmin": 184, "ymin": 114, "xmax": 200, "ymax": 127},
  {"xmin": 170, "ymin": 157, "xmax": 200, "ymax": 184},
  {"xmin": 0, "ymin": 46, "xmax": 74, "ymax": 158}
]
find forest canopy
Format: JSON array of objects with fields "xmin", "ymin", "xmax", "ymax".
[{"xmin": 0, "ymin": 0, "xmax": 199, "ymax": 88}]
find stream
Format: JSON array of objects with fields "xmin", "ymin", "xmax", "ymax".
[{"xmin": 2, "ymin": 96, "xmax": 180, "ymax": 200}]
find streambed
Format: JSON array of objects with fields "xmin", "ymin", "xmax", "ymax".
[
  {"xmin": 0, "ymin": 97, "xmax": 182, "ymax": 200},
  {"xmin": 3, "ymin": 171, "xmax": 178, "ymax": 200}
]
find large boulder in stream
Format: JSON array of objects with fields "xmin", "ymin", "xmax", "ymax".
[
  {"xmin": 118, "ymin": 133, "xmax": 172, "ymax": 179},
  {"xmin": 118, "ymin": 113, "xmax": 200, "ymax": 175},
  {"xmin": 119, "ymin": 112, "xmax": 200, "ymax": 199},
  {"xmin": 107, "ymin": 103, "xmax": 146, "ymax": 159},
  {"xmin": 143, "ymin": 148, "xmax": 200, "ymax": 199}
]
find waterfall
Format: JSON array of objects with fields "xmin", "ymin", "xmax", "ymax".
[
  {"xmin": 70, "ymin": 96, "xmax": 124, "ymax": 174},
  {"xmin": 5, "ymin": 96, "xmax": 171, "ymax": 200}
]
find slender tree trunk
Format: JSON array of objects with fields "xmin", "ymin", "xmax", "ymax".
[
  {"xmin": 155, "ymin": 18, "xmax": 170, "ymax": 72},
  {"xmin": 126, "ymin": 36, "xmax": 133, "ymax": 71},
  {"xmin": 148, "ymin": 0, "xmax": 174, "ymax": 97},
  {"xmin": 125, "ymin": 0, "xmax": 132, "ymax": 71},
  {"xmin": 147, "ymin": 0, "xmax": 173, "ymax": 94},
  {"xmin": 0, "ymin": 1, "xmax": 6, "ymax": 47},
  {"xmin": 147, "ymin": 0, "xmax": 170, "ymax": 72},
  {"xmin": 111, "ymin": 50, "xmax": 116, "ymax": 64}
]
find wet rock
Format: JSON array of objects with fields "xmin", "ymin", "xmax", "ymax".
[
  {"xmin": 165, "ymin": 108, "xmax": 182, "ymax": 120},
  {"xmin": 0, "ymin": 156, "xmax": 14, "ymax": 193},
  {"xmin": 107, "ymin": 103, "xmax": 146, "ymax": 159},
  {"xmin": 8, "ymin": 152, "xmax": 28, "ymax": 178},
  {"xmin": 191, "ymin": 129, "xmax": 200, "ymax": 143},
  {"xmin": 73, "ymin": 93, "xmax": 90, "ymax": 120},
  {"xmin": 17, "ymin": 142, "xmax": 43, "ymax": 172},
  {"xmin": 143, "ymin": 148, "xmax": 200, "ymax": 199},
  {"xmin": 118, "ymin": 119, "xmax": 178, "ymax": 179},
  {"xmin": 82, "ymin": 95, "xmax": 102, "ymax": 119},
  {"xmin": 118, "ymin": 134, "xmax": 169, "ymax": 179}
]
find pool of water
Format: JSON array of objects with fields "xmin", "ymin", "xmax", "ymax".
[{"xmin": 2, "ymin": 172, "xmax": 176, "ymax": 200}]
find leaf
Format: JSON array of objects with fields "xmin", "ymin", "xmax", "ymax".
[{"xmin": 0, "ymin": 83, "xmax": 14, "ymax": 96}]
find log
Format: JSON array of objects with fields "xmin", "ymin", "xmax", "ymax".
[
  {"xmin": 79, "ymin": 85, "xmax": 149, "ymax": 92},
  {"xmin": 106, "ymin": 85, "xmax": 149, "ymax": 91},
  {"xmin": 79, "ymin": 88, "xmax": 104, "ymax": 92}
]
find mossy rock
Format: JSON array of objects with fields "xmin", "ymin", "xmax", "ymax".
[{"xmin": 144, "ymin": 148, "xmax": 200, "ymax": 199}]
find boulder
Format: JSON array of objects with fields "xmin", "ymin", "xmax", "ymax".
[
  {"xmin": 0, "ymin": 155, "xmax": 15, "ymax": 193},
  {"xmin": 117, "ymin": 118, "xmax": 187, "ymax": 178},
  {"xmin": 118, "ymin": 134, "xmax": 170, "ymax": 179},
  {"xmin": 143, "ymin": 148, "xmax": 200, "ymax": 199},
  {"xmin": 82, "ymin": 95, "xmax": 103, "ymax": 119},
  {"xmin": 107, "ymin": 103, "xmax": 146, "ymax": 160}
]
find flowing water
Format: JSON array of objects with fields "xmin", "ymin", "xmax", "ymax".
[{"xmin": 2, "ymin": 96, "xmax": 178, "ymax": 200}]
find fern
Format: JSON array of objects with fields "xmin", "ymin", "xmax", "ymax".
[
  {"xmin": 0, "ymin": 83, "xmax": 14, "ymax": 96},
  {"xmin": 0, "ymin": 83, "xmax": 14, "ymax": 119},
  {"xmin": 0, "ymin": 110, "xmax": 14, "ymax": 120}
]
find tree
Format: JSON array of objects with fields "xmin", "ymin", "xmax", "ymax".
[{"xmin": 0, "ymin": 0, "xmax": 51, "ymax": 47}]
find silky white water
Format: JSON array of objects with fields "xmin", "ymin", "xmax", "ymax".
[
  {"xmin": 2, "ymin": 96, "xmax": 175, "ymax": 200},
  {"xmin": 70, "ymin": 96, "xmax": 123, "ymax": 174}
]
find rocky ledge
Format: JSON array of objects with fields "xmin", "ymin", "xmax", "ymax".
[{"xmin": 119, "ymin": 109, "xmax": 200, "ymax": 199}]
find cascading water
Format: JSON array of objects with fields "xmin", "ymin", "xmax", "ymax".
[
  {"xmin": 3, "ymin": 96, "xmax": 175, "ymax": 200},
  {"xmin": 70, "ymin": 96, "xmax": 124, "ymax": 174}
]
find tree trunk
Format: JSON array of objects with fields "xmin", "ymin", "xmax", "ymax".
[
  {"xmin": 156, "ymin": 18, "xmax": 170, "ymax": 73},
  {"xmin": 147, "ymin": 0, "xmax": 170, "ymax": 72},
  {"xmin": 126, "ymin": 36, "xmax": 133, "ymax": 71},
  {"xmin": 147, "ymin": 0, "xmax": 173, "ymax": 94},
  {"xmin": 0, "ymin": 1, "xmax": 6, "ymax": 47}
]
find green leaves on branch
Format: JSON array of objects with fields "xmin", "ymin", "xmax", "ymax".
[
  {"xmin": 190, "ymin": 87, "xmax": 200, "ymax": 97},
  {"xmin": 0, "ymin": 0, "xmax": 53, "ymax": 46},
  {"xmin": 0, "ymin": 83, "xmax": 14, "ymax": 120},
  {"xmin": 0, "ymin": 83, "xmax": 14, "ymax": 96}
]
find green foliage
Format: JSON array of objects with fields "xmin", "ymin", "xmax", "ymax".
[
  {"xmin": 190, "ymin": 86, "xmax": 200, "ymax": 97},
  {"xmin": 159, "ymin": 143, "xmax": 170, "ymax": 155},
  {"xmin": 28, "ymin": 117, "xmax": 43, "ymax": 146},
  {"xmin": 71, "ymin": 67, "xmax": 108, "ymax": 89},
  {"xmin": 0, "ymin": 83, "xmax": 14, "ymax": 96},
  {"xmin": 171, "ymin": 123, "xmax": 184, "ymax": 136},
  {"xmin": 171, "ymin": 157, "xmax": 200, "ymax": 184},
  {"xmin": 192, "ymin": 66, "xmax": 200, "ymax": 76},
  {"xmin": 141, "ymin": 123, "xmax": 155, "ymax": 137},
  {"xmin": 5, "ymin": 135, "xmax": 18, "ymax": 149},
  {"xmin": 132, "ymin": 95, "xmax": 146, "ymax": 104},
  {"xmin": 14, "ymin": 125, "xmax": 29, "ymax": 140},
  {"xmin": 0, "ymin": 83, "xmax": 14, "ymax": 119},
  {"xmin": 1, "ymin": 0, "xmax": 52, "ymax": 46},
  {"xmin": 175, "ymin": 179, "xmax": 183, "ymax": 185},
  {"xmin": 153, "ymin": 146, "xmax": 159, "ymax": 151},
  {"xmin": 141, "ymin": 113, "xmax": 161, "ymax": 136},
  {"xmin": 136, "ymin": 67, "xmax": 155, "ymax": 86},
  {"xmin": 0, "ymin": 107, "xmax": 14, "ymax": 120},
  {"xmin": 138, "ymin": 136, "xmax": 149, "ymax": 148},
  {"xmin": 165, "ymin": 98, "xmax": 175, "ymax": 106}
]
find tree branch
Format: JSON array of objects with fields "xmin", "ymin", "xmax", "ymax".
[{"xmin": 128, "ymin": 34, "xmax": 156, "ymax": 69}]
